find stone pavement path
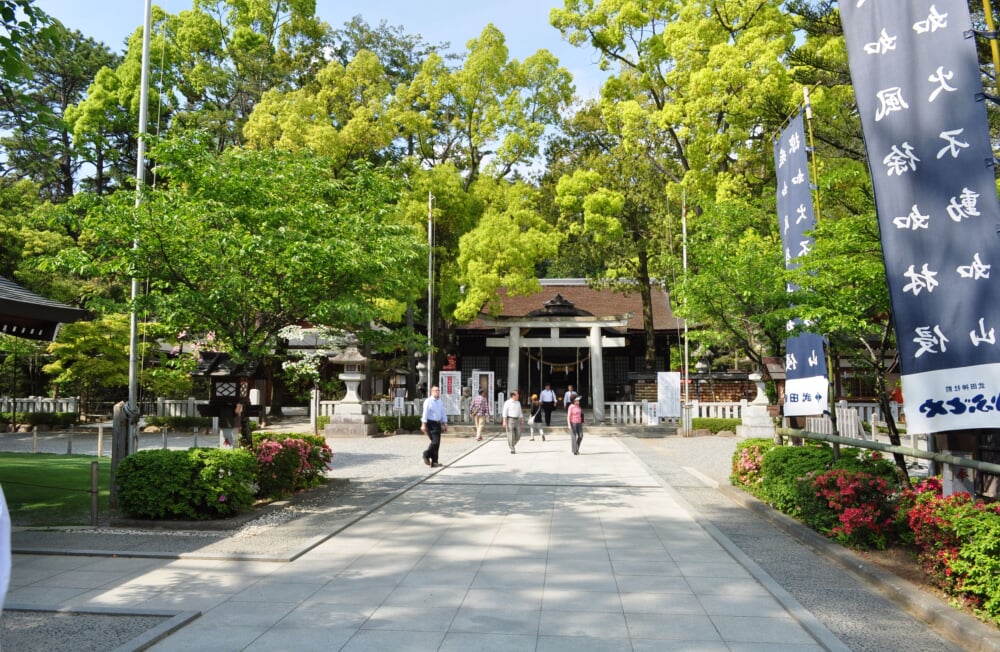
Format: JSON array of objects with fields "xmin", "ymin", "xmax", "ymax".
[{"xmin": 2, "ymin": 426, "xmax": 991, "ymax": 651}]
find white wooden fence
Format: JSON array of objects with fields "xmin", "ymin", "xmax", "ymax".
[{"xmin": 0, "ymin": 396, "xmax": 78, "ymax": 413}]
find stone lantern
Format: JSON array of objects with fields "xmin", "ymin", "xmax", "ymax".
[
  {"xmin": 737, "ymin": 372, "xmax": 776, "ymax": 439},
  {"xmin": 325, "ymin": 334, "xmax": 377, "ymax": 437}
]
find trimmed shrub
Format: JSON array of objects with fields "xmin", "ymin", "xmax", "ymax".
[
  {"xmin": 0, "ymin": 411, "xmax": 77, "ymax": 427},
  {"xmin": 144, "ymin": 415, "xmax": 212, "ymax": 429},
  {"xmin": 759, "ymin": 443, "xmax": 834, "ymax": 514},
  {"xmin": 117, "ymin": 448, "xmax": 256, "ymax": 519},
  {"xmin": 373, "ymin": 415, "xmax": 422, "ymax": 432},
  {"xmin": 692, "ymin": 417, "xmax": 740, "ymax": 433}
]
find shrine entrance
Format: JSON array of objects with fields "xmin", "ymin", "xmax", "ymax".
[{"xmin": 481, "ymin": 294, "xmax": 630, "ymax": 423}]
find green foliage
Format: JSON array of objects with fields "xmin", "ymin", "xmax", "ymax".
[
  {"xmin": 730, "ymin": 437, "xmax": 774, "ymax": 499},
  {"xmin": 143, "ymin": 415, "xmax": 212, "ymax": 430},
  {"xmin": 116, "ymin": 448, "xmax": 256, "ymax": 520},
  {"xmin": 0, "ymin": 411, "xmax": 76, "ymax": 427},
  {"xmin": 759, "ymin": 444, "xmax": 834, "ymax": 514},
  {"xmin": 902, "ymin": 481, "xmax": 1000, "ymax": 621},
  {"xmin": 67, "ymin": 138, "xmax": 423, "ymax": 362},
  {"xmin": 250, "ymin": 432, "xmax": 332, "ymax": 499},
  {"xmin": 692, "ymin": 417, "xmax": 741, "ymax": 434},
  {"xmin": 372, "ymin": 415, "xmax": 421, "ymax": 432}
]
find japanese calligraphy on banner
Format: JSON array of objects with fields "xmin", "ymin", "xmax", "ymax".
[
  {"xmin": 841, "ymin": 1, "xmax": 1000, "ymax": 433},
  {"xmin": 775, "ymin": 113, "xmax": 829, "ymax": 417}
]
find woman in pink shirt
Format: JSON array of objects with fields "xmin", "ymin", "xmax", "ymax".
[{"xmin": 567, "ymin": 395, "xmax": 584, "ymax": 455}]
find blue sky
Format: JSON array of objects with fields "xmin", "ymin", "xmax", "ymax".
[{"xmin": 35, "ymin": 0, "xmax": 607, "ymax": 98}]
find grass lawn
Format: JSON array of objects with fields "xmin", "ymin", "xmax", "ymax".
[{"xmin": 0, "ymin": 453, "xmax": 113, "ymax": 526}]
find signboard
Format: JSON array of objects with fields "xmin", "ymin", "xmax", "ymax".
[
  {"xmin": 645, "ymin": 402, "xmax": 658, "ymax": 426},
  {"xmin": 439, "ymin": 371, "xmax": 462, "ymax": 416},
  {"xmin": 657, "ymin": 372, "xmax": 681, "ymax": 418}
]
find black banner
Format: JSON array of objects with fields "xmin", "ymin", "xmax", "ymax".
[
  {"xmin": 841, "ymin": 1, "xmax": 1000, "ymax": 433},
  {"xmin": 775, "ymin": 113, "xmax": 829, "ymax": 416}
]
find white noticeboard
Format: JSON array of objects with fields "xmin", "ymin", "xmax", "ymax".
[
  {"xmin": 645, "ymin": 402, "xmax": 658, "ymax": 426},
  {"xmin": 439, "ymin": 371, "xmax": 462, "ymax": 416},
  {"xmin": 657, "ymin": 372, "xmax": 682, "ymax": 419}
]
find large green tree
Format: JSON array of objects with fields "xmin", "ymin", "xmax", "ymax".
[
  {"xmin": 0, "ymin": 20, "xmax": 118, "ymax": 201},
  {"xmin": 58, "ymin": 135, "xmax": 424, "ymax": 363}
]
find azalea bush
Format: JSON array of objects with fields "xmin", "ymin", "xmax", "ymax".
[
  {"xmin": 732, "ymin": 443, "xmax": 1000, "ymax": 626},
  {"xmin": 901, "ymin": 480, "xmax": 1000, "ymax": 618},
  {"xmin": 804, "ymin": 469, "xmax": 896, "ymax": 550},
  {"xmin": 730, "ymin": 437, "xmax": 773, "ymax": 498},
  {"xmin": 251, "ymin": 432, "xmax": 332, "ymax": 498}
]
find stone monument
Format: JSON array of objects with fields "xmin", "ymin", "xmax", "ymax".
[
  {"xmin": 324, "ymin": 334, "xmax": 378, "ymax": 437},
  {"xmin": 736, "ymin": 372, "xmax": 777, "ymax": 439}
]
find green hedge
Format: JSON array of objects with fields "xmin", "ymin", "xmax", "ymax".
[
  {"xmin": 144, "ymin": 415, "xmax": 213, "ymax": 429},
  {"xmin": 691, "ymin": 417, "xmax": 741, "ymax": 433},
  {"xmin": 0, "ymin": 411, "xmax": 77, "ymax": 427},
  {"xmin": 117, "ymin": 448, "xmax": 257, "ymax": 520},
  {"xmin": 372, "ymin": 415, "xmax": 422, "ymax": 433}
]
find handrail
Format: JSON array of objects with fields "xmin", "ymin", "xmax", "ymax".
[{"xmin": 795, "ymin": 429, "xmax": 1000, "ymax": 476}]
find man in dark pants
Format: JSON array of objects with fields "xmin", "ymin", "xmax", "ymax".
[
  {"xmin": 539, "ymin": 383, "xmax": 557, "ymax": 426},
  {"xmin": 420, "ymin": 385, "xmax": 448, "ymax": 467}
]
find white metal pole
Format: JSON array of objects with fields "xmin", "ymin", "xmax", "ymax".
[
  {"xmin": 127, "ymin": 0, "xmax": 154, "ymax": 450},
  {"xmin": 427, "ymin": 192, "xmax": 434, "ymax": 392},
  {"xmin": 682, "ymin": 189, "xmax": 690, "ymax": 433}
]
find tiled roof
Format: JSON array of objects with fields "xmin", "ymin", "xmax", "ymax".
[
  {"xmin": 0, "ymin": 276, "xmax": 87, "ymax": 340},
  {"xmin": 463, "ymin": 279, "xmax": 685, "ymax": 333}
]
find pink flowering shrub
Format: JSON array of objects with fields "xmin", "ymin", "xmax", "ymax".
[
  {"xmin": 807, "ymin": 469, "xmax": 896, "ymax": 550},
  {"xmin": 252, "ymin": 433, "xmax": 333, "ymax": 499},
  {"xmin": 730, "ymin": 438, "xmax": 774, "ymax": 499}
]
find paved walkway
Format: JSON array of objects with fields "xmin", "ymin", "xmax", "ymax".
[
  {"xmin": 4, "ymin": 423, "xmax": 993, "ymax": 651},
  {"xmin": 5, "ymin": 431, "xmax": 845, "ymax": 651}
]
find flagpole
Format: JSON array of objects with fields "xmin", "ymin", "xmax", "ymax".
[
  {"xmin": 681, "ymin": 187, "xmax": 690, "ymax": 434},
  {"xmin": 127, "ymin": 0, "xmax": 154, "ymax": 450},
  {"xmin": 427, "ymin": 192, "xmax": 434, "ymax": 393},
  {"xmin": 983, "ymin": 0, "xmax": 1000, "ymax": 92},
  {"xmin": 803, "ymin": 86, "xmax": 821, "ymax": 223}
]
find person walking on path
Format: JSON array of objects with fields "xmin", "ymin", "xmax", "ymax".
[
  {"xmin": 528, "ymin": 394, "xmax": 545, "ymax": 441},
  {"xmin": 563, "ymin": 385, "xmax": 578, "ymax": 409},
  {"xmin": 567, "ymin": 395, "xmax": 584, "ymax": 455},
  {"xmin": 469, "ymin": 389, "xmax": 491, "ymax": 441},
  {"xmin": 502, "ymin": 390, "xmax": 524, "ymax": 454},
  {"xmin": 420, "ymin": 385, "xmax": 448, "ymax": 467},
  {"xmin": 539, "ymin": 383, "xmax": 557, "ymax": 426}
]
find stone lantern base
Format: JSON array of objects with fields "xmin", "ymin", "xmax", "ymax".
[{"xmin": 324, "ymin": 414, "xmax": 378, "ymax": 438}]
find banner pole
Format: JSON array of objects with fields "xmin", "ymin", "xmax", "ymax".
[
  {"xmin": 803, "ymin": 86, "xmax": 822, "ymax": 223},
  {"xmin": 983, "ymin": 0, "xmax": 1000, "ymax": 92}
]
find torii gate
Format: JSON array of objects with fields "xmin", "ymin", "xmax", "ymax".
[{"xmin": 480, "ymin": 314, "xmax": 630, "ymax": 423}]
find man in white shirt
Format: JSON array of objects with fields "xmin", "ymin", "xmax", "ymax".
[
  {"xmin": 502, "ymin": 390, "xmax": 524, "ymax": 454},
  {"xmin": 420, "ymin": 385, "xmax": 448, "ymax": 467},
  {"xmin": 563, "ymin": 385, "xmax": 578, "ymax": 408},
  {"xmin": 539, "ymin": 383, "xmax": 557, "ymax": 426}
]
